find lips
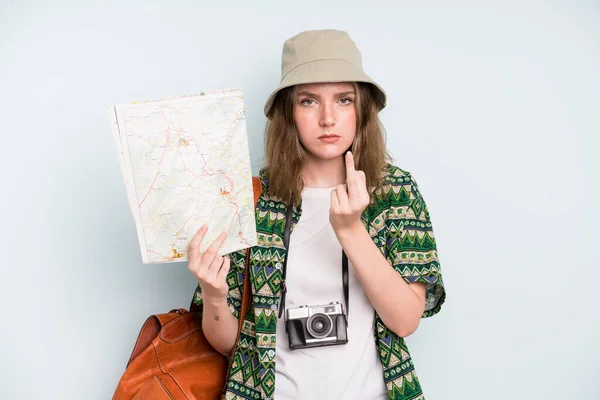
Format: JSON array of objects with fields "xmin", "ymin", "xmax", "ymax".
[
  {"xmin": 318, "ymin": 134, "xmax": 341, "ymax": 143},
  {"xmin": 318, "ymin": 134, "xmax": 340, "ymax": 139}
]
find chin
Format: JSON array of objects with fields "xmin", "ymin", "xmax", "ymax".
[{"xmin": 306, "ymin": 148, "xmax": 347, "ymax": 161}]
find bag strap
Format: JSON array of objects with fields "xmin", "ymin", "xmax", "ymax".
[
  {"xmin": 251, "ymin": 175, "xmax": 261, "ymax": 208},
  {"xmin": 239, "ymin": 176, "xmax": 261, "ymax": 321},
  {"xmin": 222, "ymin": 178, "xmax": 260, "ymax": 392}
]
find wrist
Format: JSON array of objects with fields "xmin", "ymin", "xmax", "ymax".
[
  {"xmin": 203, "ymin": 295, "xmax": 228, "ymax": 308},
  {"xmin": 335, "ymin": 220, "xmax": 366, "ymax": 240}
]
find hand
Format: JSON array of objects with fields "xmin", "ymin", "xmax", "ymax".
[
  {"xmin": 187, "ymin": 226, "xmax": 230, "ymax": 302},
  {"xmin": 330, "ymin": 152, "xmax": 370, "ymax": 234}
]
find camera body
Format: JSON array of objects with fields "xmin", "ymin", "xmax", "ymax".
[{"xmin": 285, "ymin": 301, "xmax": 348, "ymax": 350}]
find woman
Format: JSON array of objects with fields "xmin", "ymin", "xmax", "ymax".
[{"xmin": 188, "ymin": 29, "xmax": 445, "ymax": 400}]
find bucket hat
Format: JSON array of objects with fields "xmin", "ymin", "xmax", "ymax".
[{"xmin": 264, "ymin": 29, "xmax": 387, "ymax": 118}]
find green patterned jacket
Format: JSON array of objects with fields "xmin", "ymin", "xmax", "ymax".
[{"xmin": 192, "ymin": 164, "xmax": 446, "ymax": 400}]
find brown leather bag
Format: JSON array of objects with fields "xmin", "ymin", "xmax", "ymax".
[{"xmin": 112, "ymin": 177, "xmax": 261, "ymax": 400}]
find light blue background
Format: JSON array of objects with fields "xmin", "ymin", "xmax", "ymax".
[{"xmin": 1, "ymin": 1, "xmax": 599, "ymax": 399}]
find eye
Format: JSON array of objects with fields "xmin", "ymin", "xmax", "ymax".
[
  {"xmin": 300, "ymin": 99, "xmax": 316, "ymax": 106},
  {"xmin": 339, "ymin": 97, "xmax": 354, "ymax": 105}
]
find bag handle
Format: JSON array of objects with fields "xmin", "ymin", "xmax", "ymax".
[{"xmin": 126, "ymin": 311, "xmax": 178, "ymax": 367}]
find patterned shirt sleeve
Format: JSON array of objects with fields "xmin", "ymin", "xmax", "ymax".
[
  {"xmin": 191, "ymin": 248, "xmax": 248, "ymax": 319},
  {"xmin": 385, "ymin": 171, "xmax": 446, "ymax": 318}
]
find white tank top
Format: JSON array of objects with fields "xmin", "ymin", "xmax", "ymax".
[{"xmin": 274, "ymin": 187, "xmax": 388, "ymax": 400}]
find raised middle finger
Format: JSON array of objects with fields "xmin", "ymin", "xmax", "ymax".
[
  {"xmin": 345, "ymin": 151, "xmax": 357, "ymax": 177},
  {"xmin": 345, "ymin": 152, "xmax": 360, "ymax": 197}
]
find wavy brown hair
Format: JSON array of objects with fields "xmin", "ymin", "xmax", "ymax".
[{"xmin": 263, "ymin": 82, "xmax": 391, "ymax": 205}]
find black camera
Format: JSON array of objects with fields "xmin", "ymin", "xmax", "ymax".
[{"xmin": 284, "ymin": 301, "xmax": 348, "ymax": 350}]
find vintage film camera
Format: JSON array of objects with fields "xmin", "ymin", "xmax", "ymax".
[{"xmin": 285, "ymin": 301, "xmax": 348, "ymax": 350}]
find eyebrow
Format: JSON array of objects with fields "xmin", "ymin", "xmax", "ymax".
[{"xmin": 297, "ymin": 91, "xmax": 356, "ymax": 98}]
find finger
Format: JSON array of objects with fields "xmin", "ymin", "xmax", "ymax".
[
  {"xmin": 188, "ymin": 225, "xmax": 208, "ymax": 261},
  {"xmin": 345, "ymin": 151, "xmax": 357, "ymax": 176},
  {"xmin": 330, "ymin": 188, "xmax": 340, "ymax": 210},
  {"xmin": 345, "ymin": 152, "xmax": 360, "ymax": 198},
  {"xmin": 206, "ymin": 255, "xmax": 224, "ymax": 277},
  {"xmin": 349, "ymin": 169, "xmax": 367, "ymax": 203},
  {"xmin": 347, "ymin": 169, "xmax": 363, "ymax": 202},
  {"xmin": 357, "ymin": 170, "xmax": 366, "ymax": 183},
  {"xmin": 336, "ymin": 184, "xmax": 350, "ymax": 210},
  {"xmin": 202, "ymin": 231, "xmax": 228, "ymax": 266},
  {"xmin": 357, "ymin": 170, "xmax": 369, "ymax": 202},
  {"xmin": 216, "ymin": 256, "xmax": 231, "ymax": 283}
]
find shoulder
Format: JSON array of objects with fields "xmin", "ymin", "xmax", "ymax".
[
  {"xmin": 256, "ymin": 168, "xmax": 286, "ymax": 208},
  {"xmin": 257, "ymin": 168, "xmax": 270, "ymax": 192},
  {"xmin": 380, "ymin": 163, "xmax": 413, "ymax": 184},
  {"xmin": 373, "ymin": 163, "xmax": 416, "ymax": 203},
  {"xmin": 370, "ymin": 163, "xmax": 434, "ymax": 224},
  {"xmin": 257, "ymin": 167, "xmax": 268, "ymax": 182}
]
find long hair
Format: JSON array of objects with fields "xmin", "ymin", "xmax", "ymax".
[{"xmin": 263, "ymin": 82, "xmax": 391, "ymax": 205}]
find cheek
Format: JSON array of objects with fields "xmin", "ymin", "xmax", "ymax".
[
  {"xmin": 294, "ymin": 110, "xmax": 316, "ymax": 138},
  {"xmin": 341, "ymin": 108, "xmax": 357, "ymax": 137}
]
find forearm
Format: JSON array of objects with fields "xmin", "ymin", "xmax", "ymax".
[
  {"xmin": 336, "ymin": 223, "xmax": 426, "ymax": 337},
  {"xmin": 201, "ymin": 296, "xmax": 239, "ymax": 356}
]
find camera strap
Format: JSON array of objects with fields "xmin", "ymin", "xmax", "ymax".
[{"xmin": 278, "ymin": 204, "xmax": 350, "ymax": 325}]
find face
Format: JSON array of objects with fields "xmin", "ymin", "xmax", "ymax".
[{"xmin": 293, "ymin": 82, "xmax": 357, "ymax": 162}]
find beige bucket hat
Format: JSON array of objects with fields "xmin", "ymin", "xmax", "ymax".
[{"xmin": 264, "ymin": 29, "xmax": 387, "ymax": 118}]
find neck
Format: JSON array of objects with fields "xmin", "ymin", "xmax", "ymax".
[{"xmin": 302, "ymin": 155, "xmax": 346, "ymax": 188}]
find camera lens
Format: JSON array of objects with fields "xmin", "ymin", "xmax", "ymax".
[{"xmin": 306, "ymin": 313, "xmax": 333, "ymax": 339}]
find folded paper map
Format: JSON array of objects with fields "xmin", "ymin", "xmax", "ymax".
[{"xmin": 109, "ymin": 89, "xmax": 257, "ymax": 264}]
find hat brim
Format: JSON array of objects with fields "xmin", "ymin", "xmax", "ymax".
[{"xmin": 264, "ymin": 59, "xmax": 387, "ymax": 118}]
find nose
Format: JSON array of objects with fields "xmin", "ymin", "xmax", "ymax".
[{"xmin": 319, "ymin": 103, "xmax": 336, "ymax": 128}]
